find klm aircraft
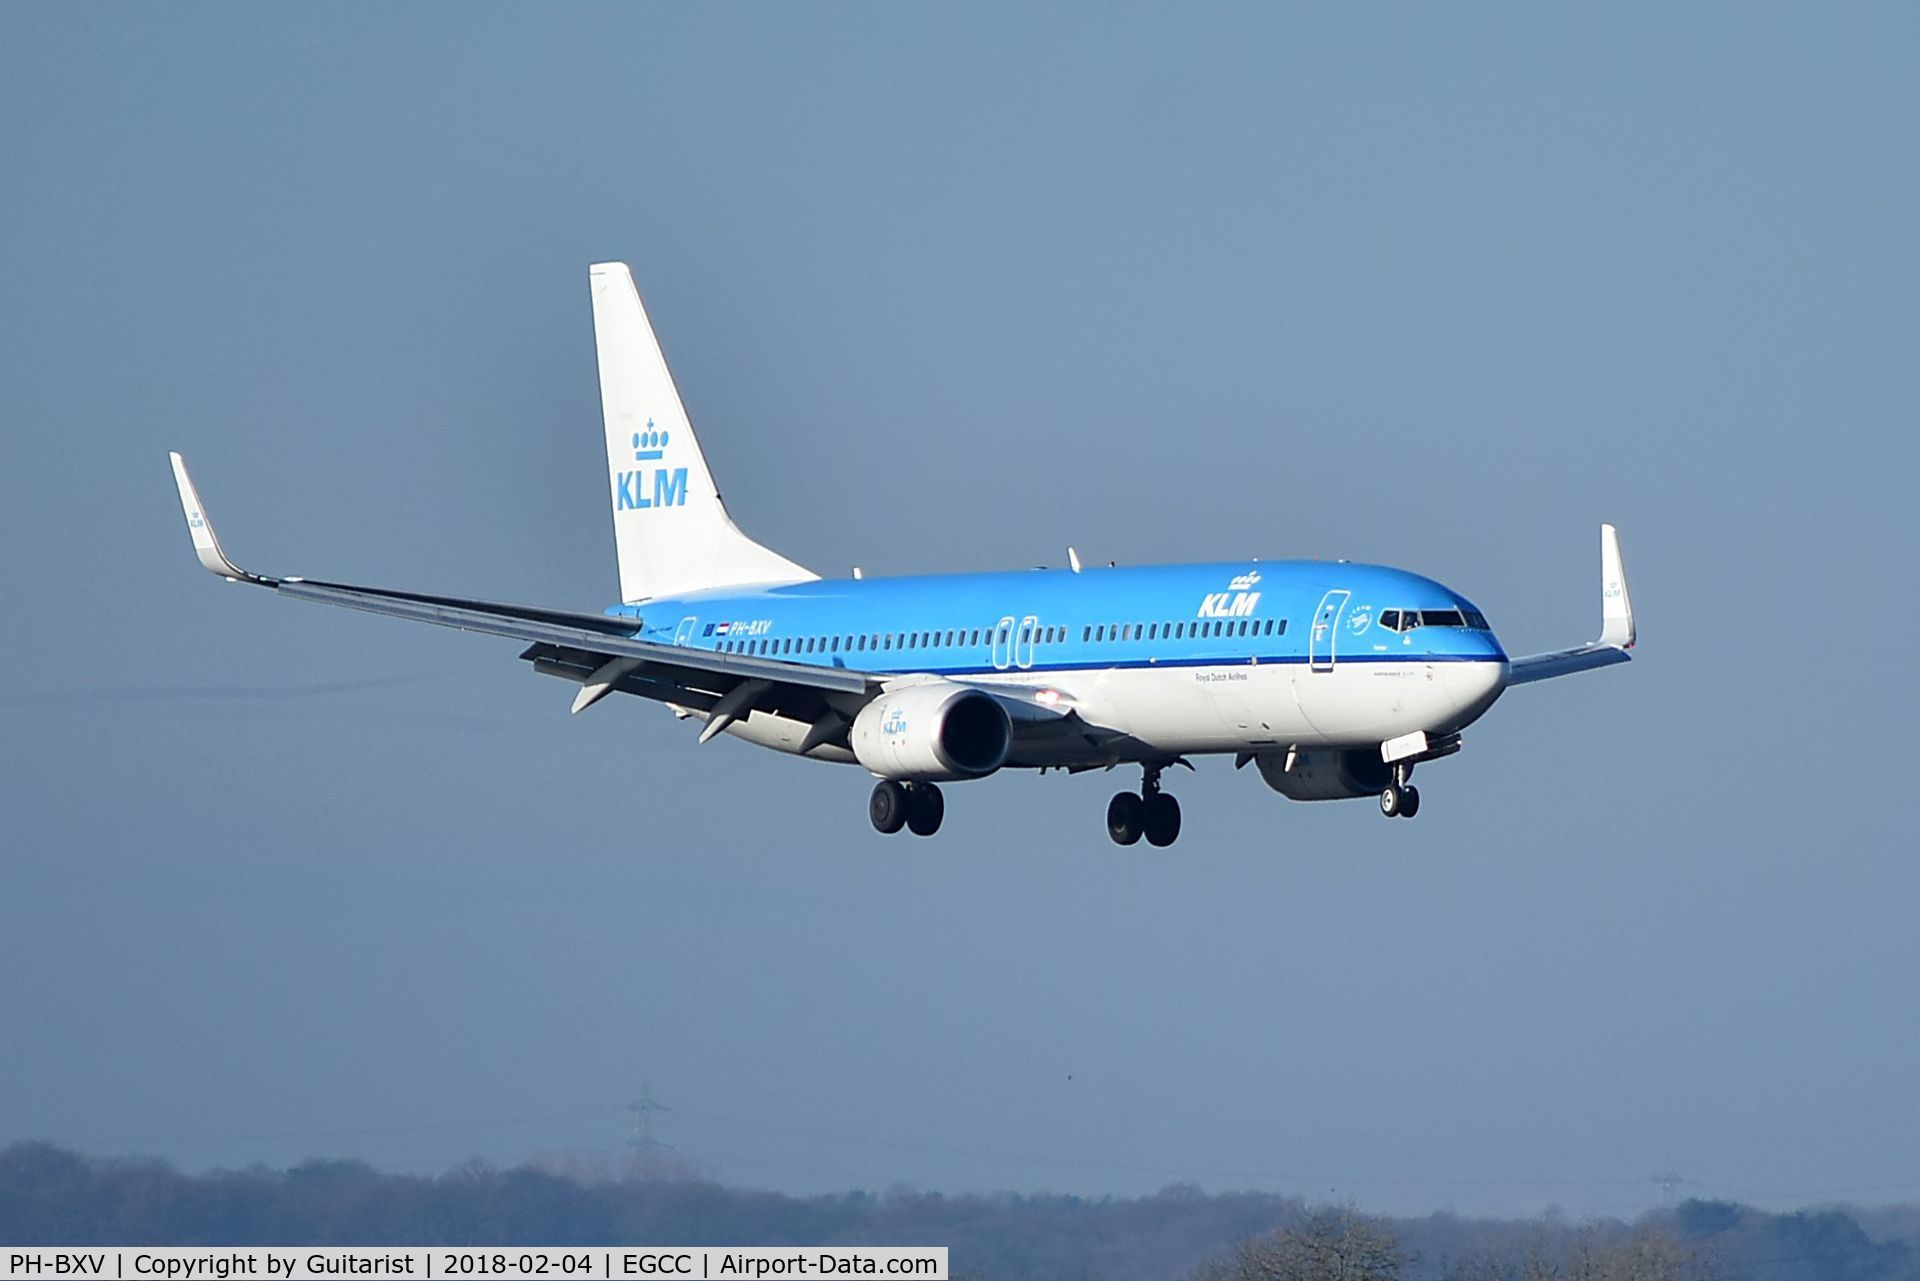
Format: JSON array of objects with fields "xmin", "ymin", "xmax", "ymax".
[{"xmin": 170, "ymin": 262, "xmax": 1636, "ymax": 845}]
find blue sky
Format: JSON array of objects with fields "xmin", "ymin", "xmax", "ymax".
[{"xmin": 2, "ymin": 4, "xmax": 1916, "ymax": 1218}]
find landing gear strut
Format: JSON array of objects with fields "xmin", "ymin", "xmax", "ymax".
[
  {"xmin": 870, "ymin": 780, "xmax": 944, "ymax": 837},
  {"xmin": 1379, "ymin": 761, "xmax": 1420, "ymax": 820},
  {"xmin": 1108, "ymin": 764, "xmax": 1182, "ymax": 847}
]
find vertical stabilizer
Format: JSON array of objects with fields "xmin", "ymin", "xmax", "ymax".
[{"xmin": 590, "ymin": 262, "xmax": 816, "ymax": 603}]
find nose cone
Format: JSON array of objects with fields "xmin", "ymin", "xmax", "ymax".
[{"xmin": 1444, "ymin": 659, "xmax": 1508, "ymax": 727}]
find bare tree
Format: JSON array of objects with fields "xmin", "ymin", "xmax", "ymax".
[
  {"xmin": 1560, "ymin": 1229, "xmax": 1717, "ymax": 1281},
  {"xmin": 1197, "ymin": 1207, "xmax": 1405, "ymax": 1281}
]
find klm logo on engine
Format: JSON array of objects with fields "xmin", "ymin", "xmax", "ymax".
[
  {"xmin": 1198, "ymin": 570, "xmax": 1261, "ymax": 618},
  {"xmin": 881, "ymin": 707, "xmax": 908, "ymax": 736},
  {"xmin": 615, "ymin": 420, "xmax": 689, "ymax": 511}
]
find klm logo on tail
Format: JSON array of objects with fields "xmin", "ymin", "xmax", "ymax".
[{"xmin": 615, "ymin": 419, "xmax": 689, "ymax": 511}]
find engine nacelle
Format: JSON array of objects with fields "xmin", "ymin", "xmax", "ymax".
[
  {"xmin": 851, "ymin": 682, "xmax": 1011, "ymax": 782},
  {"xmin": 1256, "ymin": 748, "xmax": 1394, "ymax": 801}
]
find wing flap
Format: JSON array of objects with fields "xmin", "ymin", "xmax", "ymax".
[{"xmin": 275, "ymin": 580, "xmax": 872, "ymax": 695}]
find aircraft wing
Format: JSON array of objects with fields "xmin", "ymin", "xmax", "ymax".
[
  {"xmin": 1505, "ymin": 523, "xmax": 1637, "ymax": 686},
  {"xmin": 168, "ymin": 454, "xmax": 876, "ymax": 715}
]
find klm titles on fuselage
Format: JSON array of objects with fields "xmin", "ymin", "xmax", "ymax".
[
  {"xmin": 1196, "ymin": 571, "xmax": 1261, "ymax": 618},
  {"xmin": 1196, "ymin": 590, "xmax": 1260, "ymax": 618}
]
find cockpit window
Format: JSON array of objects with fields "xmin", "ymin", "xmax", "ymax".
[{"xmin": 1382, "ymin": 608, "xmax": 1487, "ymax": 632}]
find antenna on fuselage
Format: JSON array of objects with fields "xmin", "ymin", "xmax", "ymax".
[
  {"xmin": 852, "ymin": 567, "xmax": 863, "ymax": 579},
  {"xmin": 1068, "ymin": 547, "xmax": 1083, "ymax": 573}
]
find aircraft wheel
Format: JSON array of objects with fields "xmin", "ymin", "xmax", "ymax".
[
  {"xmin": 1107, "ymin": 792, "xmax": 1144, "ymax": 845},
  {"xmin": 1144, "ymin": 793, "xmax": 1182, "ymax": 847},
  {"xmin": 870, "ymin": 780, "xmax": 908, "ymax": 834},
  {"xmin": 1379, "ymin": 785, "xmax": 1402, "ymax": 818},
  {"xmin": 906, "ymin": 783, "xmax": 945, "ymax": 837},
  {"xmin": 1398, "ymin": 785, "xmax": 1420, "ymax": 819}
]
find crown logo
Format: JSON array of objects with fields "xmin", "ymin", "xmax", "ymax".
[
  {"xmin": 1228, "ymin": 571, "xmax": 1261, "ymax": 592},
  {"xmin": 632, "ymin": 419, "xmax": 669, "ymax": 461}
]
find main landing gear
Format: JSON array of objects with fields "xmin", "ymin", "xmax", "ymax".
[
  {"xmin": 869, "ymin": 780, "xmax": 945, "ymax": 837},
  {"xmin": 1107, "ymin": 763, "xmax": 1182, "ymax": 847},
  {"xmin": 1379, "ymin": 761, "xmax": 1420, "ymax": 820}
]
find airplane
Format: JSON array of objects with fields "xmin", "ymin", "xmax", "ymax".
[{"xmin": 169, "ymin": 261, "xmax": 1636, "ymax": 846}]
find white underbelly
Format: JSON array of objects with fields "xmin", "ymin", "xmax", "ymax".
[{"xmin": 981, "ymin": 658, "xmax": 1471, "ymax": 759}]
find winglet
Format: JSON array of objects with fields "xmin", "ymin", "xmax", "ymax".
[
  {"xmin": 1598, "ymin": 522, "xmax": 1634, "ymax": 649},
  {"xmin": 168, "ymin": 452, "xmax": 274, "ymax": 585}
]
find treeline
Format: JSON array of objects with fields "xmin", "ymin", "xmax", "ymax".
[{"xmin": 3, "ymin": 1143, "xmax": 1918, "ymax": 1281}]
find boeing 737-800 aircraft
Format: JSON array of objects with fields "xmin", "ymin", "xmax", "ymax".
[{"xmin": 170, "ymin": 262, "xmax": 1635, "ymax": 845}]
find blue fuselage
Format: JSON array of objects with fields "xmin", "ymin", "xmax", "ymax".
[{"xmin": 609, "ymin": 559, "xmax": 1507, "ymax": 679}]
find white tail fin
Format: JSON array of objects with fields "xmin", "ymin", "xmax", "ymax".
[{"xmin": 590, "ymin": 262, "xmax": 816, "ymax": 603}]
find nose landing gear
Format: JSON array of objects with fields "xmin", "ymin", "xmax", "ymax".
[
  {"xmin": 1108, "ymin": 763, "xmax": 1182, "ymax": 846},
  {"xmin": 1379, "ymin": 762, "xmax": 1421, "ymax": 819}
]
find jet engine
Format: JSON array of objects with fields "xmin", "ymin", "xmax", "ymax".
[
  {"xmin": 851, "ymin": 682, "xmax": 1011, "ymax": 781},
  {"xmin": 1256, "ymin": 748, "xmax": 1394, "ymax": 801}
]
